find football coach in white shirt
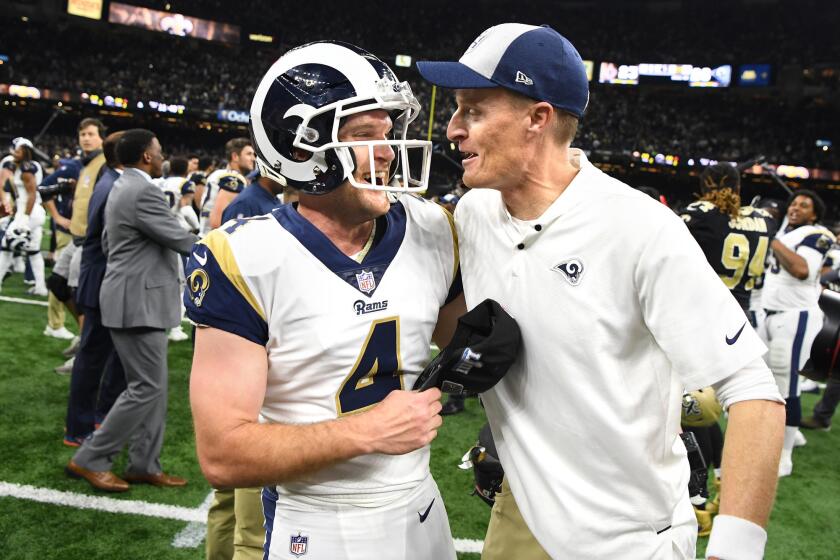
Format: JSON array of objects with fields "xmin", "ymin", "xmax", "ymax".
[{"xmin": 418, "ymin": 24, "xmax": 785, "ymax": 560}]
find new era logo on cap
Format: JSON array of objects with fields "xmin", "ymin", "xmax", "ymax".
[
  {"xmin": 416, "ymin": 23, "xmax": 589, "ymax": 118},
  {"xmin": 515, "ymin": 71, "xmax": 533, "ymax": 85}
]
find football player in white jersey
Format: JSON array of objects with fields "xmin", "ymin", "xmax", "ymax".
[
  {"xmin": 155, "ymin": 156, "xmax": 199, "ymax": 343},
  {"xmin": 197, "ymin": 138, "xmax": 252, "ymax": 236},
  {"xmin": 419, "ymin": 23, "xmax": 785, "ymax": 560},
  {"xmin": 156, "ymin": 156, "xmax": 200, "ymax": 234},
  {"xmin": 759, "ymin": 190, "xmax": 834, "ymax": 476},
  {"xmin": 187, "ymin": 41, "xmax": 463, "ymax": 560},
  {"xmin": 0, "ymin": 137, "xmax": 47, "ymax": 295}
]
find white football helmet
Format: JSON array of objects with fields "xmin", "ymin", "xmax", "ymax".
[{"xmin": 249, "ymin": 41, "xmax": 431, "ymax": 195}]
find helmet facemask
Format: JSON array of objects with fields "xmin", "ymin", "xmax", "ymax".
[{"xmin": 293, "ymin": 78, "xmax": 431, "ymax": 194}]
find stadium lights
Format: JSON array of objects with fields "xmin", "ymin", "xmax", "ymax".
[
  {"xmin": 395, "ymin": 55, "xmax": 412, "ymax": 68},
  {"xmin": 249, "ymin": 34, "xmax": 273, "ymax": 43}
]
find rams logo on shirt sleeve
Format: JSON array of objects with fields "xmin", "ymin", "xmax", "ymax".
[
  {"xmin": 183, "ymin": 233, "xmax": 268, "ymax": 346},
  {"xmin": 188, "ymin": 267, "xmax": 210, "ymax": 307}
]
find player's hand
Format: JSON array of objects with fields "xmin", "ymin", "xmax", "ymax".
[
  {"xmin": 361, "ymin": 388, "xmax": 443, "ymax": 455},
  {"xmin": 55, "ymin": 216, "xmax": 71, "ymax": 230}
]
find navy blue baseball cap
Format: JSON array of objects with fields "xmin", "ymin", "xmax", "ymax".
[{"xmin": 417, "ymin": 24, "xmax": 589, "ymax": 118}]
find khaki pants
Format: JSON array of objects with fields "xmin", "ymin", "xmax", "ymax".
[
  {"xmin": 482, "ymin": 478, "xmax": 550, "ymax": 560},
  {"xmin": 47, "ymin": 231, "xmax": 72, "ymax": 329},
  {"xmin": 206, "ymin": 487, "xmax": 265, "ymax": 560}
]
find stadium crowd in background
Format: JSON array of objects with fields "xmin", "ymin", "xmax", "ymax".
[{"xmin": 2, "ymin": 2, "xmax": 840, "ymax": 558}]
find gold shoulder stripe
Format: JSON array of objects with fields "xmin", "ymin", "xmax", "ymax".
[
  {"xmin": 200, "ymin": 232, "xmax": 266, "ymax": 322},
  {"xmin": 440, "ymin": 205, "xmax": 460, "ymax": 282}
]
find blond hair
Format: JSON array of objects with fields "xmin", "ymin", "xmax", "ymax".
[{"xmin": 699, "ymin": 188, "xmax": 741, "ymax": 220}]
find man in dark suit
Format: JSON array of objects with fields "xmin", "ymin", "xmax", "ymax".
[
  {"xmin": 66, "ymin": 129, "xmax": 198, "ymax": 492},
  {"xmin": 64, "ymin": 131, "xmax": 127, "ymax": 447}
]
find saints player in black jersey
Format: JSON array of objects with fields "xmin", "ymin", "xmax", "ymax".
[
  {"xmin": 681, "ymin": 163, "xmax": 778, "ymax": 312},
  {"xmin": 679, "ymin": 163, "xmax": 778, "ymax": 535}
]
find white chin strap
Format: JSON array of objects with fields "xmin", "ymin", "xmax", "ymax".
[{"xmin": 330, "ymin": 139, "xmax": 432, "ymax": 193}]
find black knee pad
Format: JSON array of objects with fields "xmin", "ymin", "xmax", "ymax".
[{"xmin": 47, "ymin": 273, "xmax": 72, "ymax": 302}]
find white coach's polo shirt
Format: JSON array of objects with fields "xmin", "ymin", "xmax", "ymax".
[{"xmin": 455, "ymin": 150, "xmax": 766, "ymax": 559}]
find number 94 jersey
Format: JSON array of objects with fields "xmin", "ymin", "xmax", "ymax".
[
  {"xmin": 184, "ymin": 194, "xmax": 460, "ymax": 499},
  {"xmin": 680, "ymin": 202, "xmax": 777, "ymax": 310}
]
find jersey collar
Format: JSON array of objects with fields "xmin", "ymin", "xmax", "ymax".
[
  {"xmin": 271, "ymin": 202, "xmax": 407, "ymax": 297},
  {"xmin": 499, "ymin": 148, "xmax": 593, "ymax": 248}
]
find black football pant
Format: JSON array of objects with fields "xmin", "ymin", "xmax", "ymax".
[{"xmin": 65, "ymin": 305, "xmax": 126, "ymax": 439}]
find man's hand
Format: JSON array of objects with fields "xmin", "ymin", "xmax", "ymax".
[
  {"xmin": 358, "ymin": 389, "xmax": 443, "ymax": 455},
  {"xmin": 54, "ymin": 215, "xmax": 71, "ymax": 230}
]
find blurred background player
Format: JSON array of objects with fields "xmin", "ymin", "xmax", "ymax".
[
  {"xmin": 680, "ymin": 163, "xmax": 777, "ymax": 530},
  {"xmin": 747, "ymin": 198, "xmax": 784, "ymax": 332},
  {"xmin": 219, "ymin": 169, "xmax": 285, "ymax": 224},
  {"xmin": 681, "ymin": 163, "xmax": 777, "ymax": 313},
  {"xmin": 196, "ymin": 138, "xmax": 252, "ymax": 236},
  {"xmin": 155, "ymin": 156, "xmax": 200, "ymax": 343},
  {"xmin": 759, "ymin": 190, "xmax": 834, "ymax": 476},
  {"xmin": 0, "ymin": 137, "xmax": 47, "ymax": 296},
  {"xmin": 39, "ymin": 154, "xmax": 83, "ymax": 339}
]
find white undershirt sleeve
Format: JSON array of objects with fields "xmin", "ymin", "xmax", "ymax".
[{"xmin": 711, "ymin": 356, "xmax": 784, "ymax": 410}]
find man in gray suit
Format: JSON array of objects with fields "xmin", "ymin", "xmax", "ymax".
[{"xmin": 66, "ymin": 129, "xmax": 198, "ymax": 492}]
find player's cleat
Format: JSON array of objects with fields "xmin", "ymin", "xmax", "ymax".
[
  {"xmin": 794, "ymin": 429, "xmax": 807, "ymax": 447},
  {"xmin": 23, "ymin": 279, "xmax": 36, "ymax": 286},
  {"xmin": 168, "ymin": 326, "xmax": 189, "ymax": 342},
  {"xmin": 55, "ymin": 357, "xmax": 75, "ymax": 375},
  {"xmin": 778, "ymin": 452, "xmax": 793, "ymax": 478},
  {"xmin": 44, "ymin": 325, "xmax": 76, "ymax": 340},
  {"xmin": 800, "ymin": 415, "xmax": 831, "ymax": 431},
  {"xmin": 705, "ymin": 492, "xmax": 720, "ymax": 516},
  {"xmin": 28, "ymin": 286, "xmax": 48, "ymax": 297},
  {"xmin": 694, "ymin": 506, "xmax": 713, "ymax": 537},
  {"xmin": 62, "ymin": 336, "xmax": 81, "ymax": 358}
]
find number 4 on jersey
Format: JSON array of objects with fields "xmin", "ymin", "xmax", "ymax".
[{"xmin": 336, "ymin": 318, "xmax": 403, "ymax": 415}]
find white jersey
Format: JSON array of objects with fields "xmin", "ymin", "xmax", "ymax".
[
  {"xmin": 155, "ymin": 176, "xmax": 186, "ymax": 212},
  {"xmin": 762, "ymin": 224, "xmax": 834, "ymax": 311},
  {"xmin": 199, "ymin": 168, "xmax": 247, "ymax": 236},
  {"xmin": 825, "ymin": 246, "xmax": 840, "ymax": 271},
  {"xmin": 185, "ymin": 195, "xmax": 459, "ymax": 500},
  {"xmin": 455, "ymin": 149, "xmax": 767, "ymax": 559},
  {"xmin": 155, "ymin": 175, "xmax": 195, "ymax": 232},
  {"xmin": 2, "ymin": 155, "xmax": 44, "ymax": 218}
]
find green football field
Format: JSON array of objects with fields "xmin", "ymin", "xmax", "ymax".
[{"xmin": 1, "ymin": 272, "xmax": 839, "ymax": 560}]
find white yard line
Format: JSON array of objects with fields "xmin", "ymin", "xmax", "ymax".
[
  {"xmin": 171, "ymin": 491, "xmax": 215, "ymax": 548},
  {"xmin": 0, "ymin": 295, "xmax": 49, "ymax": 307},
  {"xmin": 0, "ymin": 481, "xmax": 205, "ymax": 523},
  {"xmin": 453, "ymin": 538, "xmax": 484, "ymax": 554},
  {"xmin": 1, "ymin": 481, "xmax": 486, "ymax": 553}
]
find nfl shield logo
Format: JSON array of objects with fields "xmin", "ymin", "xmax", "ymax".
[
  {"xmin": 290, "ymin": 533, "xmax": 308, "ymax": 557},
  {"xmin": 356, "ymin": 270, "xmax": 376, "ymax": 294}
]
